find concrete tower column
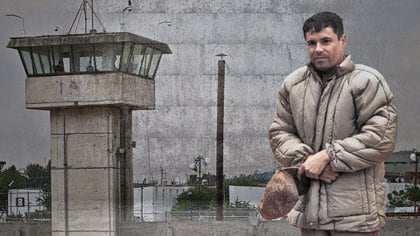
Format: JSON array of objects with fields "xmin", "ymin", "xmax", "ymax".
[{"xmin": 50, "ymin": 107, "xmax": 132, "ymax": 235}]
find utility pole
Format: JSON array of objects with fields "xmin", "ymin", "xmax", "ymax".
[
  {"xmin": 216, "ymin": 53, "xmax": 226, "ymax": 221},
  {"xmin": 160, "ymin": 166, "xmax": 164, "ymax": 186}
]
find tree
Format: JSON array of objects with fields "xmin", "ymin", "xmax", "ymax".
[
  {"xmin": 173, "ymin": 174, "xmax": 260, "ymax": 211},
  {"xmin": 0, "ymin": 165, "xmax": 27, "ymax": 190},
  {"xmin": 37, "ymin": 160, "xmax": 51, "ymax": 212},
  {"xmin": 387, "ymin": 184, "xmax": 420, "ymax": 208},
  {"xmin": 406, "ymin": 184, "xmax": 420, "ymax": 203},
  {"xmin": 174, "ymin": 186, "xmax": 216, "ymax": 211},
  {"xmin": 387, "ymin": 190, "xmax": 408, "ymax": 208},
  {"xmin": 25, "ymin": 163, "xmax": 49, "ymax": 189}
]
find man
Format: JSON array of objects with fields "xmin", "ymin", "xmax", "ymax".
[{"xmin": 269, "ymin": 12, "xmax": 397, "ymax": 235}]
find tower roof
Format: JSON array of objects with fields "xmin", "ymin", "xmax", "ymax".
[{"xmin": 7, "ymin": 32, "xmax": 172, "ymax": 54}]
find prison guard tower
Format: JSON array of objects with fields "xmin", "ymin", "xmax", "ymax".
[{"xmin": 7, "ymin": 31, "xmax": 171, "ymax": 235}]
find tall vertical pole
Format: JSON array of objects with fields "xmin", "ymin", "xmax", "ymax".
[
  {"xmin": 197, "ymin": 157, "xmax": 202, "ymax": 190},
  {"xmin": 415, "ymin": 152, "xmax": 418, "ymax": 213},
  {"xmin": 410, "ymin": 149, "xmax": 419, "ymax": 214},
  {"xmin": 83, "ymin": 0, "xmax": 88, "ymax": 34},
  {"xmin": 216, "ymin": 54, "xmax": 226, "ymax": 221},
  {"xmin": 91, "ymin": 0, "xmax": 94, "ymax": 30},
  {"xmin": 160, "ymin": 167, "xmax": 164, "ymax": 186},
  {"xmin": 140, "ymin": 185, "xmax": 144, "ymax": 221}
]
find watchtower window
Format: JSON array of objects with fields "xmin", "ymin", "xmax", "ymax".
[
  {"xmin": 94, "ymin": 43, "xmax": 124, "ymax": 72},
  {"xmin": 12, "ymin": 33, "xmax": 170, "ymax": 80},
  {"xmin": 19, "ymin": 47, "xmax": 34, "ymax": 75}
]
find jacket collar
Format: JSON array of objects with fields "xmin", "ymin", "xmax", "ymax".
[{"xmin": 307, "ymin": 55, "xmax": 355, "ymax": 79}]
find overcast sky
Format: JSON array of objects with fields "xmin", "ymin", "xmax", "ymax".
[
  {"xmin": 0, "ymin": 1, "xmax": 80, "ymax": 169},
  {"xmin": 0, "ymin": 1, "xmax": 131, "ymax": 169}
]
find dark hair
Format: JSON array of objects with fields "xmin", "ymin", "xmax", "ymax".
[{"xmin": 302, "ymin": 12, "xmax": 344, "ymax": 39}]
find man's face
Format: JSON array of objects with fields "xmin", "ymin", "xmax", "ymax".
[{"xmin": 305, "ymin": 26, "xmax": 346, "ymax": 71}]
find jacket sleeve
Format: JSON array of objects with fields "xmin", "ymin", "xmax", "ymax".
[
  {"xmin": 269, "ymin": 80, "xmax": 314, "ymax": 167},
  {"xmin": 326, "ymin": 72, "xmax": 398, "ymax": 173}
]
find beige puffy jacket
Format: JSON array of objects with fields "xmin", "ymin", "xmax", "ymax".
[{"xmin": 269, "ymin": 55, "xmax": 398, "ymax": 232}]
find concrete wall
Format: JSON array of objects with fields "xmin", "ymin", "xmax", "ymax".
[
  {"xmin": 1, "ymin": 219, "xmax": 419, "ymax": 236},
  {"xmin": 1, "ymin": 0, "xmax": 420, "ymax": 181},
  {"xmin": 50, "ymin": 107, "xmax": 126, "ymax": 235},
  {"xmin": 116, "ymin": 0, "xmax": 420, "ymax": 183},
  {"xmin": 25, "ymin": 73, "xmax": 155, "ymax": 110}
]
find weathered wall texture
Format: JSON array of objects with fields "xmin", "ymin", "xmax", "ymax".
[
  {"xmin": 111, "ymin": 0, "xmax": 420, "ymax": 183},
  {"xmin": 1, "ymin": 0, "xmax": 419, "ymax": 182}
]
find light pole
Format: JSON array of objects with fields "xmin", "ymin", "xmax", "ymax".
[
  {"xmin": 121, "ymin": 6, "xmax": 132, "ymax": 31},
  {"xmin": 410, "ymin": 149, "xmax": 419, "ymax": 213},
  {"xmin": 155, "ymin": 21, "xmax": 171, "ymax": 40},
  {"xmin": 188, "ymin": 156, "xmax": 209, "ymax": 187},
  {"xmin": 6, "ymin": 14, "xmax": 25, "ymax": 35}
]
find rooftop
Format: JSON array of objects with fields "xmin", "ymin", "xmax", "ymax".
[{"xmin": 7, "ymin": 32, "xmax": 172, "ymax": 54}]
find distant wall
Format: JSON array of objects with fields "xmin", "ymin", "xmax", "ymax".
[
  {"xmin": 1, "ymin": 219, "xmax": 419, "ymax": 236},
  {"xmin": 229, "ymin": 186, "xmax": 264, "ymax": 207}
]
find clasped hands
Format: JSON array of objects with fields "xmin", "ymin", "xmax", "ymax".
[{"xmin": 297, "ymin": 149, "xmax": 338, "ymax": 183}]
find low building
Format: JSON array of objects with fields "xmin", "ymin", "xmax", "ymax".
[
  {"xmin": 133, "ymin": 186, "xmax": 189, "ymax": 221},
  {"xmin": 385, "ymin": 151, "xmax": 418, "ymax": 183},
  {"xmin": 8, "ymin": 189, "xmax": 45, "ymax": 217}
]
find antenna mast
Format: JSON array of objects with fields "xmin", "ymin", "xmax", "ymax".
[{"xmin": 68, "ymin": 0, "xmax": 106, "ymax": 34}]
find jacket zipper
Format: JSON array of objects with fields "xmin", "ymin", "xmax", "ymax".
[{"xmin": 311, "ymin": 75, "xmax": 323, "ymax": 151}]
